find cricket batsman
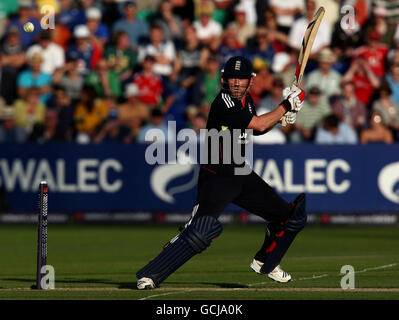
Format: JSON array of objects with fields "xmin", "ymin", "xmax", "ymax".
[{"xmin": 136, "ymin": 56, "xmax": 307, "ymax": 289}]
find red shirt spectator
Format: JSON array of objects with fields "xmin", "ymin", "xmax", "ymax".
[
  {"xmin": 353, "ymin": 30, "xmax": 388, "ymax": 78},
  {"xmin": 352, "ymin": 72, "xmax": 375, "ymax": 105},
  {"xmin": 341, "ymin": 57, "xmax": 381, "ymax": 106},
  {"xmin": 133, "ymin": 55, "xmax": 163, "ymax": 107}
]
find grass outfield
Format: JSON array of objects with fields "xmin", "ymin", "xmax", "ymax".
[{"xmin": 0, "ymin": 224, "xmax": 398, "ymax": 300}]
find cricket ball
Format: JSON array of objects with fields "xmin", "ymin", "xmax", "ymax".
[{"xmin": 23, "ymin": 22, "xmax": 35, "ymax": 33}]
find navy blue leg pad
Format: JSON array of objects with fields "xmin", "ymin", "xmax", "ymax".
[
  {"xmin": 260, "ymin": 193, "xmax": 307, "ymax": 274},
  {"xmin": 136, "ymin": 216, "xmax": 222, "ymax": 286}
]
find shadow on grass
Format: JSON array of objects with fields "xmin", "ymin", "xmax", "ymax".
[
  {"xmin": 2, "ymin": 278, "xmax": 136, "ymax": 290},
  {"xmin": 165, "ymin": 281, "xmax": 248, "ymax": 288},
  {"xmin": 3, "ymin": 278, "xmax": 249, "ymax": 290}
]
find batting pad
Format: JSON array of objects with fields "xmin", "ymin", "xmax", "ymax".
[
  {"xmin": 136, "ymin": 216, "xmax": 222, "ymax": 287},
  {"xmin": 260, "ymin": 193, "xmax": 307, "ymax": 274}
]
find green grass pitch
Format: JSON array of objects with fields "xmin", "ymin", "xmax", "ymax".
[{"xmin": 0, "ymin": 224, "xmax": 398, "ymax": 300}]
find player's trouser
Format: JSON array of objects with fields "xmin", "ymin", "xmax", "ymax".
[
  {"xmin": 136, "ymin": 169, "xmax": 294, "ymax": 286},
  {"xmin": 136, "ymin": 215, "xmax": 222, "ymax": 287},
  {"xmin": 257, "ymin": 193, "xmax": 307, "ymax": 274},
  {"xmin": 191, "ymin": 169, "xmax": 305, "ymax": 274}
]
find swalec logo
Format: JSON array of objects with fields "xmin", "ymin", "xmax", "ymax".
[
  {"xmin": 150, "ymin": 152, "xmax": 199, "ymax": 204},
  {"xmin": 378, "ymin": 162, "xmax": 399, "ymax": 204}
]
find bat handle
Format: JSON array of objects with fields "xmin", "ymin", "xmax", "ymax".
[{"xmin": 291, "ymin": 77, "xmax": 300, "ymax": 91}]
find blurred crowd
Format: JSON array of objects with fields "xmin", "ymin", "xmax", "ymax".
[{"xmin": 0, "ymin": 0, "xmax": 399, "ymax": 145}]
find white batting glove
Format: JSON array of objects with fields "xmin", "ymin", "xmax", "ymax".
[
  {"xmin": 282, "ymin": 87, "xmax": 291, "ymax": 99},
  {"xmin": 283, "ymin": 111, "xmax": 297, "ymax": 124}
]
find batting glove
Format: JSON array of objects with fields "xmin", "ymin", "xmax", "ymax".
[
  {"xmin": 280, "ymin": 87, "xmax": 306, "ymax": 113},
  {"xmin": 283, "ymin": 111, "xmax": 297, "ymax": 124}
]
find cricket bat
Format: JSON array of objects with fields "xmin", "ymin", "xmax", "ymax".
[{"xmin": 281, "ymin": 7, "xmax": 325, "ymax": 126}]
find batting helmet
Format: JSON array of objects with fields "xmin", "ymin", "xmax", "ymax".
[
  {"xmin": 221, "ymin": 56, "xmax": 256, "ymax": 98},
  {"xmin": 222, "ymin": 56, "xmax": 255, "ymax": 79}
]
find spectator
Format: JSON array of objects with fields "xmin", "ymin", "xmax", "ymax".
[
  {"xmin": 305, "ymin": 48, "xmax": 342, "ymax": 102},
  {"xmin": 371, "ymin": 0, "xmax": 399, "ymax": 25},
  {"xmin": 351, "ymin": 0, "xmax": 369, "ymax": 27},
  {"xmin": 118, "ymin": 83, "xmax": 150, "ymax": 139},
  {"xmin": 292, "ymin": 86, "xmax": 332, "ymax": 142},
  {"xmin": 315, "ymin": 114, "xmax": 358, "ymax": 144},
  {"xmin": 245, "ymin": 26, "xmax": 275, "ymax": 67},
  {"xmin": 314, "ymin": 0, "xmax": 340, "ymax": 27},
  {"xmin": 288, "ymin": 0, "xmax": 332, "ymax": 57},
  {"xmin": 27, "ymin": 30, "xmax": 65, "ymax": 75},
  {"xmin": 138, "ymin": 23, "xmax": 176, "ymax": 78},
  {"xmin": 262, "ymin": 9, "xmax": 289, "ymax": 53},
  {"xmin": 47, "ymin": 86, "xmax": 75, "ymax": 139},
  {"xmin": 0, "ymin": 101, "xmax": 27, "ymax": 144},
  {"xmin": 191, "ymin": 112, "xmax": 207, "ymax": 138},
  {"xmin": 93, "ymin": 96, "xmax": 132, "ymax": 144},
  {"xmin": 52, "ymin": 56, "xmax": 84, "ymax": 101},
  {"xmin": 360, "ymin": 111, "xmax": 393, "ymax": 144},
  {"xmin": 388, "ymin": 36, "xmax": 399, "ymax": 65},
  {"xmin": 269, "ymin": 0, "xmax": 304, "ymax": 34},
  {"xmin": 250, "ymin": 62, "xmax": 274, "ymax": 105},
  {"xmin": 192, "ymin": 56, "xmax": 221, "ymax": 107},
  {"xmin": 257, "ymin": 77, "xmax": 285, "ymax": 114},
  {"xmin": 66, "ymin": 24, "xmax": 102, "ymax": 76},
  {"xmin": 0, "ymin": 26, "xmax": 27, "ymax": 69},
  {"xmin": 6, "ymin": 1, "xmax": 41, "ymax": 48},
  {"xmin": 14, "ymin": 87, "xmax": 46, "ymax": 134},
  {"xmin": 154, "ymin": 0, "xmax": 184, "ymax": 44},
  {"xmin": 172, "ymin": 25, "xmax": 208, "ymax": 105},
  {"xmin": 100, "ymin": 0, "xmax": 121, "ymax": 30},
  {"xmin": 271, "ymin": 47, "xmax": 297, "ymax": 87},
  {"xmin": 51, "ymin": 19, "xmax": 72, "ymax": 52},
  {"xmin": 366, "ymin": 6, "xmax": 396, "ymax": 47},
  {"xmin": 341, "ymin": 57, "xmax": 380, "ymax": 106},
  {"xmin": 1, "ymin": 27, "xmax": 27, "ymax": 104},
  {"xmin": 73, "ymin": 85, "xmax": 108, "ymax": 142},
  {"xmin": 331, "ymin": 7, "xmax": 364, "ymax": 70},
  {"xmin": 252, "ymin": 79, "xmax": 287, "ymax": 145},
  {"xmin": 233, "ymin": 0, "xmax": 257, "ymax": 27},
  {"xmin": 218, "ymin": 25, "xmax": 244, "ymax": 66},
  {"xmin": 171, "ymin": 0, "xmax": 195, "ymax": 28},
  {"xmin": 104, "ymin": 31, "xmax": 138, "ymax": 85},
  {"xmin": 331, "ymin": 81, "xmax": 368, "ymax": 132},
  {"xmin": 386, "ymin": 63, "xmax": 399, "ymax": 105},
  {"xmin": 112, "ymin": 1, "xmax": 149, "ymax": 49},
  {"xmin": 252, "ymin": 126, "xmax": 287, "ymax": 144},
  {"xmin": 133, "ymin": 55, "xmax": 163, "ymax": 108},
  {"xmin": 137, "ymin": 108, "xmax": 173, "ymax": 143},
  {"xmin": 193, "ymin": 2, "xmax": 223, "ymax": 47},
  {"xmin": 371, "ymin": 82, "xmax": 399, "ymax": 139},
  {"xmin": 17, "ymin": 52, "xmax": 52, "ymax": 104},
  {"xmin": 57, "ymin": 0, "xmax": 86, "ymax": 30},
  {"xmin": 353, "ymin": 29, "xmax": 389, "ymax": 78},
  {"xmin": 227, "ymin": 3, "xmax": 255, "ymax": 47},
  {"xmin": 0, "ymin": 51, "xmax": 19, "ymax": 105},
  {"xmin": 85, "ymin": 7, "xmax": 110, "ymax": 50},
  {"xmin": 86, "ymin": 58, "xmax": 121, "ymax": 99},
  {"xmin": 28, "ymin": 108, "xmax": 69, "ymax": 143}
]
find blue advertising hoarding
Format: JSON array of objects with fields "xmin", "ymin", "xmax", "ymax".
[{"xmin": 0, "ymin": 144, "xmax": 398, "ymax": 213}]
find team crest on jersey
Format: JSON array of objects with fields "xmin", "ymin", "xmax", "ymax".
[{"xmin": 235, "ymin": 60, "xmax": 241, "ymax": 70}]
